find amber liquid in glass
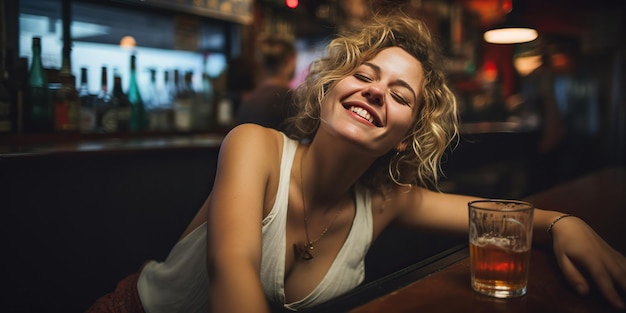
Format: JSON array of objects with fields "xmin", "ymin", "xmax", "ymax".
[{"xmin": 470, "ymin": 236, "xmax": 531, "ymax": 298}]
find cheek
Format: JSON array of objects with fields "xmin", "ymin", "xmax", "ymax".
[
  {"xmin": 388, "ymin": 110, "xmax": 418, "ymax": 143},
  {"xmin": 320, "ymin": 92, "xmax": 337, "ymax": 114},
  {"xmin": 391, "ymin": 106, "xmax": 417, "ymax": 131},
  {"xmin": 320, "ymin": 84, "xmax": 346, "ymax": 113}
]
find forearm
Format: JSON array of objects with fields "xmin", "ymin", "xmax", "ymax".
[
  {"xmin": 531, "ymin": 208, "xmax": 573, "ymax": 246},
  {"xmin": 405, "ymin": 189, "xmax": 482, "ymax": 236},
  {"xmin": 408, "ymin": 189, "xmax": 576, "ymax": 245},
  {"xmin": 209, "ymin": 263, "xmax": 269, "ymax": 313}
]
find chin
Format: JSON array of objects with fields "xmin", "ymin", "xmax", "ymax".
[{"xmin": 323, "ymin": 122, "xmax": 390, "ymax": 155}]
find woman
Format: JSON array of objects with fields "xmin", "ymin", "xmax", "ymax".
[{"xmin": 88, "ymin": 12, "xmax": 626, "ymax": 313}]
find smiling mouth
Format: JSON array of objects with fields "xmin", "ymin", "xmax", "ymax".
[{"xmin": 347, "ymin": 106, "xmax": 382, "ymax": 127}]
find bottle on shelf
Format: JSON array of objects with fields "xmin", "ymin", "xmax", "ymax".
[
  {"xmin": 216, "ymin": 97, "xmax": 234, "ymax": 127},
  {"xmin": 12, "ymin": 57, "xmax": 28, "ymax": 134},
  {"xmin": 78, "ymin": 67, "xmax": 96, "ymax": 132},
  {"xmin": 0, "ymin": 0, "xmax": 11, "ymax": 134},
  {"xmin": 94, "ymin": 66, "xmax": 118, "ymax": 133},
  {"xmin": 165, "ymin": 69, "xmax": 177, "ymax": 107},
  {"xmin": 0, "ymin": 57, "xmax": 10, "ymax": 133},
  {"xmin": 184, "ymin": 70, "xmax": 203, "ymax": 130},
  {"xmin": 144, "ymin": 68, "xmax": 159, "ymax": 131},
  {"xmin": 214, "ymin": 70, "xmax": 233, "ymax": 127},
  {"xmin": 193, "ymin": 58, "xmax": 214, "ymax": 131},
  {"xmin": 143, "ymin": 68, "xmax": 159, "ymax": 108},
  {"xmin": 23, "ymin": 36, "xmax": 52, "ymax": 133},
  {"xmin": 55, "ymin": 77, "xmax": 81, "ymax": 132},
  {"xmin": 173, "ymin": 69, "xmax": 193, "ymax": 132},
  {"xmin": 156, "ymin": 68, "xmax": 175, "ymax": 132},
  {"xmin": 127, "ymin": 54, "xmax": 147, "ymax": 132},
  {"xmin": 111, "ymin": 67, "xmax": 130, "ymax": 132},
  {"xmin": 53, "ymin": 46, "xmax": 80, "ymax": 132}
]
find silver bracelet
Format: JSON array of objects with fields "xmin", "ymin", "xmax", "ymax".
[{"xmin": 547, "ymin": 214, "xmax": 575, "ymax": 234}]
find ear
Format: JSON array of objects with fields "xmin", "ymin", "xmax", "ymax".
[{"xmin": 395, "ymin": 141, "xmax": 408, "ymax": 153}]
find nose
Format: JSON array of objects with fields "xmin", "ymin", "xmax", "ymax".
[{"xmin": 362, "ymin": 85, "xmax": 384, "ymax": 106}]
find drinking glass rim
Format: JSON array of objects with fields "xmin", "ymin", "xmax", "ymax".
[{"xmin": 468, "ymin": 199, "xmax": 535, "ymax": 212}]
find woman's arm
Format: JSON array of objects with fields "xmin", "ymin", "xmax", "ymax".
[
  {"xmin": 206, "ymin": 124, "xmax": 280, "ymax": 313},
  {"xmin": 398, "ymin": 187, "xmax": 626, "ymax": 309},
  {"xmin": 393, "ymin": 187, "xmax": 478, "ymax": 236},
  {"xmin": 395, "ymin": 187, "xmax": 584, "ymax": 244}
]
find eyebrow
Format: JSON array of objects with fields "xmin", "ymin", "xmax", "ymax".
[{"xmin": 363, "ymin": 62, "xmax": 418, "ymax": 104}]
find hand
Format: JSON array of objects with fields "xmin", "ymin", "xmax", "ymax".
[{"xmin": 551, "ymin": 216, "xmax": 626, "ymax": 310}]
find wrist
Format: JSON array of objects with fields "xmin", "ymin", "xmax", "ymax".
[{"xmin": 546, "ymin": 214, "xmax": 576, "ymax": 235}]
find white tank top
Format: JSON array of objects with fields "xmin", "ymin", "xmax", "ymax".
[
  {"xmin": 137, "ymin": 133, "xmax": 373, "ymax": 312},
  {"xmin": 261, "ymin": 134, "xmax": 373, "ymax": 310}
]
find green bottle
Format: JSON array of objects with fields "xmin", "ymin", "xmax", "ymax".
[
  {"xmin": 24, "ymin": 36, "xmax": 52, "ymax": 132},
  {"xmin": 127, "ymin": 54, "xmax": 146, "ymax": 132}
]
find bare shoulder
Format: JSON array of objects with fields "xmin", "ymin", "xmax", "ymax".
[
  {"xmin": 215, "ymin": 124, "xmax": 286, "ymax": 218},
  {"xmin": 222, "ymin": 123, "xmax": 283, "ymax": 147},
  {"xmin": 220, "ymin": 124, "xmax": 284, "ymax": 161}
]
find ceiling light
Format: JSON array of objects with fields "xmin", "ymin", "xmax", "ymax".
[
  {"xmin": 484, "ymin": 26, "xmax": 538, "ymax": 44},
  {"xmin": 484, "ymin": 0, "xmax": 538, "ymax": 44}
]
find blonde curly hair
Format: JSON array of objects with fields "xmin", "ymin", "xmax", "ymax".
[{"xmin": 285, "ymin": 13, "xmax": 458, "ymax": 192}]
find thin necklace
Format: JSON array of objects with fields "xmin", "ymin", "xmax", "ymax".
[{"xmin": 293, "ymin": 148, "xmax": 343, "ymax": 261}]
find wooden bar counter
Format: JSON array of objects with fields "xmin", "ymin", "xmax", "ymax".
[{"xmin": 305, "ymin": 167, "xmax": 626, "ymax": 313}]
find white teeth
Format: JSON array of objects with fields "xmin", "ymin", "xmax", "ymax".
[{"xmin": 349, "ymin": 106, "xmax": 374, "ymax": 124}]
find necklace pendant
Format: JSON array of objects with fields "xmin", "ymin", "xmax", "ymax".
[{"xmin": 293, "ymin": 243, "xmax": 314, "ymax": 261}]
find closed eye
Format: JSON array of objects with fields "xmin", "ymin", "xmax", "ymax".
[
  {"xmin": 391, "ymin": 91, "xmax": 411, "ymax": 107},
  {"xmin": 354, "ymin": 73, "xmax": 373, "ymax": 82},
  {"xmin": 360, "ymin": 62, "xmax": 418, "ymax": 107}
]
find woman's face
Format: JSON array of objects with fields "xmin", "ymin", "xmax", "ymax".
[{"xmin": 319, "ymin": 47, "xmax": 423, "ymax": 156}]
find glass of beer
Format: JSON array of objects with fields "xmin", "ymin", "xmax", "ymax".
[{"xmin": 469, "ymin": 199, "xmax": 534, "ymax": 298}]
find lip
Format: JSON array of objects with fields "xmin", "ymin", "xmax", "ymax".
[{"xmin": 342, "ymin": 102, "xmax": 383, "ymax": 127}]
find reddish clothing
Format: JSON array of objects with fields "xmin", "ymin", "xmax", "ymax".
[{"xmin": 85, "ymin": 272, "xmax": 145, "ymax": 313}]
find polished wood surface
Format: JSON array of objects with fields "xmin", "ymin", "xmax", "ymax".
[
  {"xmin": 350, "ymin": 167, "xmax": 626, "ymax": 313},
  {"xmin": 0, "ymin": 133, "xmax": 224, "ymax": 156}
]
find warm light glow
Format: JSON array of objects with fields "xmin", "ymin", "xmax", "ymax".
[
  {"xmin": 482, "ymin": 60, "xmax": 498, "ymax": 82},
  {"xmin": 551, "ymin": 53, "xmax": 569, "ymax": 68},
  {"xmin": 484, "ymin": 28, "xmax": 538, "ymax": 44},
  {"xmin": 286, "ymin": 0, "xmax": 298, "ymax": 9},
  {"xmin": 501, "ymin": 0, "xmax": 513, "ymax": 13},
  {"xmin": 119, "ymin": 36, "xmax": 136, "ymax": 48},
  {"xmin": 514, "ymin": 55, "xmax": 542, "ymax": 76}
]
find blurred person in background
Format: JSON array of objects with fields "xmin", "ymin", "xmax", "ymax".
[
  {"xmin": 511, "ymin": 42, "xmax": 567, "ymax": 193},
  {"xmin": 235, "ymin": 36, "xmax": 297, "ymax": 131}
]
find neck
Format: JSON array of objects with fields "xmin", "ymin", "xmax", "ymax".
[{"xmin": 300, "ymin": 135, "xmax": 375, "ymax": 212}]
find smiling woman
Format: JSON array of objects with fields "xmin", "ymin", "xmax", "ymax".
[
  {"xmin": 285, "ymin": 17, "xmax": 458, "ymax": 191},
  {"xmin": 86, "ymin": 9, "xmax": 626, "ymax": 313},
  {"xmin": 318, "ymin": 47, "xmax": 423, "ymax": 156}
]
